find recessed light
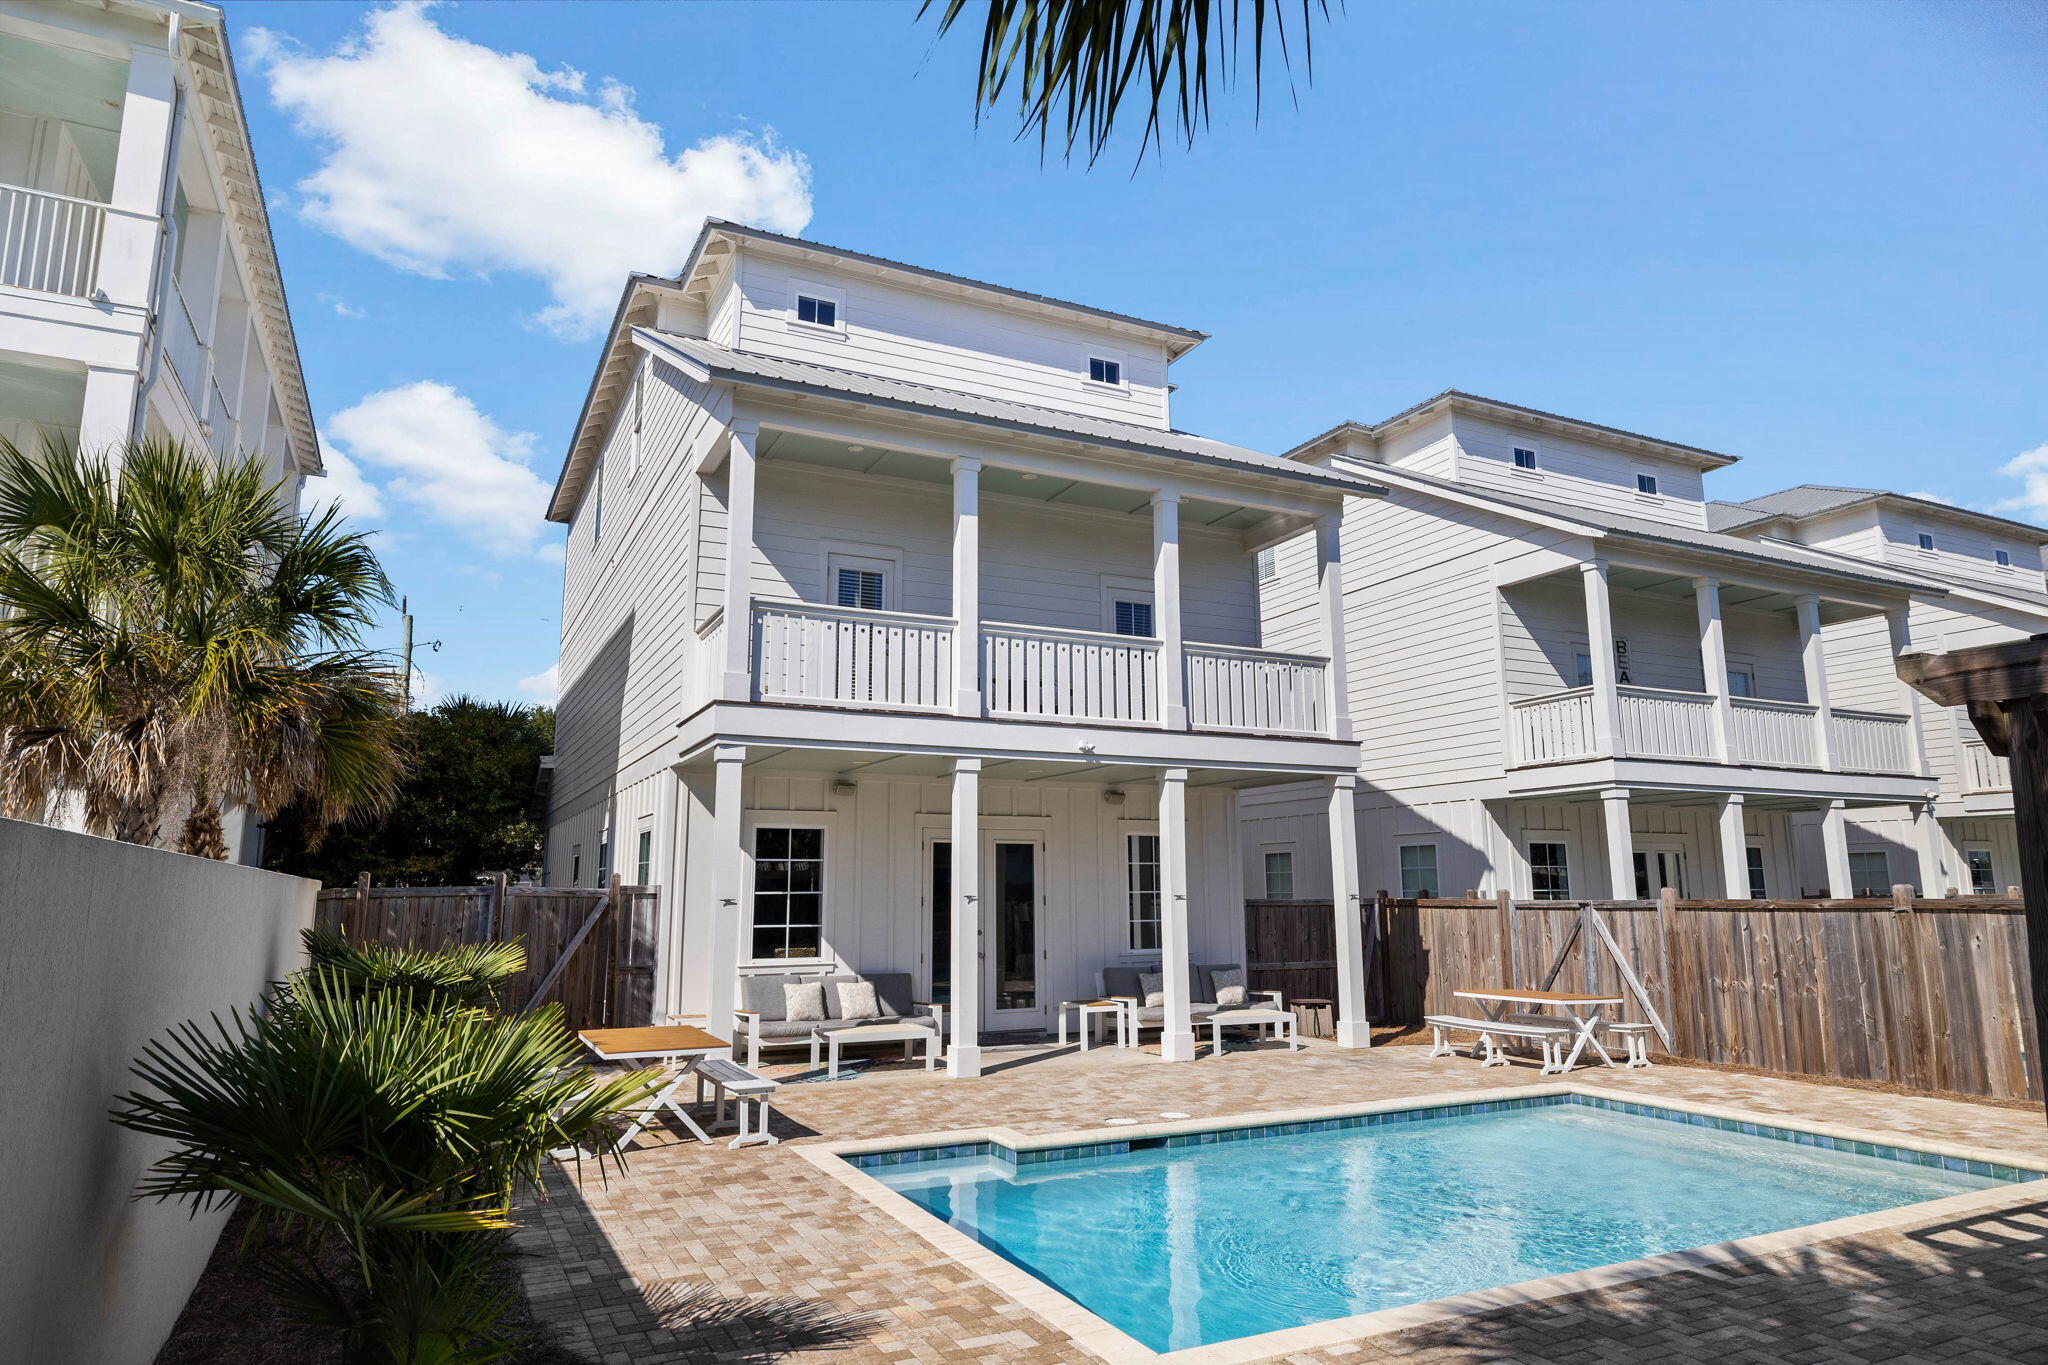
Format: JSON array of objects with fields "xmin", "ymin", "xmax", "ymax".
[
  {"xmin": 1021, "ymin": 473, "xmax": 1038, "ymax": 480},
  {"xmin": 848, "ymin": 445, "xmax": 865, "ymax": 453}
]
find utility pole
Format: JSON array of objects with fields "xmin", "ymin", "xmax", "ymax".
[{"xmin": 400, "ymin": 595, "xmax": 414, "ymax": 711}]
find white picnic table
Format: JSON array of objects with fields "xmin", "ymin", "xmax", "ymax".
[{"xmin": 1453, "ymin": 988, "xmax": 1624, "ymax": 1072}]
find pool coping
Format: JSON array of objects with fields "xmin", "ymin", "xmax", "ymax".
[{"xmin": 797, "ymin": 1080, "xmax": 2048, "ymax": 1365}]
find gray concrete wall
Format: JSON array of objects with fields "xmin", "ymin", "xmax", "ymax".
[{"xmin": 0, "ymin": 817, "xmax": 316, "ymax": 1365}]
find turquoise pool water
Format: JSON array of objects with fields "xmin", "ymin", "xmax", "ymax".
[{"xmin": 860, "ymin": 1095, "xmax": 2033, "ymax": 1353}]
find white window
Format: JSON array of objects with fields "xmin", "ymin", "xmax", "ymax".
[
  {"xmin": 1996, "ymin": 549, "xmax": 2012, "ymax": 568},
  {"xmin": 752, "ymin": 827, "xmax": 825, "ymax": 960},
  {"xmin": 1528, "ymin": 841, "xmax": 1570, "ymax": 900},
  {"xmin": 1127, "ymin": 833, "xmax": 1161, "ymax": 950},
  {"xmin": 634, "ymin": 815, "xmax": 654, "ymax": 885},
  {"xmin": 795, "ymin": 293, "xmax": 837, "ymax": 328},
  {"xmin": 1512, "ymin": 446, "xmax": 1538, "ymax": 471},
  {"xmin": 826, "ymin": 548, "xmax": 897, "ymax": 611},
  {"xmin": 1916, "ymin": 531, "xmax": 1935, "ymax": 551},
  {"xmin": 1848, "ymin": 850, "xmax": 1890, "ymax": 898},
  {"xmin": 628, "ymin": 368, "xmax": 644, "ymax": 480},
  {"xmin": 1965, "ymin": 845, "xmax": 1997, "ymax": 895},
  {"xmin": 836, "ymin": 568, "xmax": 884, "ymax": 610},
  {"xmin": 1087, "ymin": 356, "xmax": 1122, "ymax": 386},
  {"xmin": 1398, "ymin": 843, "xmax": 1439, "ymax": 899},
  {"xmin": 570, "ymin": 844, "xmax": 582, "ymax": 886},
  {"xmin": 1574, "ymin": 651, "xmax": 1594, "ymax": 688},
  {"xmin": 597, "ymin": 836, "xmax": 611, "ymax": 885},
  {"xmin": 1745, "ymin": 844, "xmax": 1768, "ymax": 899},
  {"xmin": 1113, "ymin": 599, "xmax": 1155, "ymax": 637},
  {"xmin": 1635, "ymin": 473, "xmax": 1659, "ymax": 496},
  {"xmin": 1256, "ymin": 546, "xmax": 1277, "ymax": 580},
  {"xmin": 1262, "ymin": 850, "xmax": 1295, "ymax": 899},
  {"xmin": 1726, "ymin": 667, "xmax": 1755, "ymax": 698},
  {"xmin": 589, "ymin": 457, "xmax": 603, "ymax": 545}
]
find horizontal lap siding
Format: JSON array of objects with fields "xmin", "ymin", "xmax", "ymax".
[
  {"xmin": 1503, "ymin": 578, "xmax": 1803, "ymax": 701},
  {"xmin": 1254, "ymin": 530, "xmax": 1322, "ymax": 654},
  {"xmin": 1449, "ymin": 415, "xmax": 1710, "ymax": 530}
]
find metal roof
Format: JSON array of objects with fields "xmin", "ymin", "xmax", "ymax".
[
  {"xmin": 1286, "ymin": 392, "xmax": 1739, "ymax": 470},
  {"xmin": 1714, "ymin": 484, "xmax": 2048, "ymax": 542}
]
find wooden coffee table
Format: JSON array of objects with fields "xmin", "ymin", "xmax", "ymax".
[{"xmin": 810, "ymin": 1021, "xmax": 941, "ymax": 1078}]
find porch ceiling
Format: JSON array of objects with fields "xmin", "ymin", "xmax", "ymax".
[
  {"xmin": 756, "ymin": 428, "xmax": 1274, "ymax": 530},
  {"xmin": 1535, "ymin": 786, "xmax": 1906, "ymax": 813},
  {"xmin": 700, "ymin": 743, "xmax": 1283, "ymax": 789},
  {"xmin": 1514, "ymin": 561, "xmax": 1880, "ymax": 623}
]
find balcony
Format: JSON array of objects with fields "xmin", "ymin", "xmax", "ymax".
[
  {"xmin": 1963, "ymin": 740, "xmax": 2011, "ymax": 793},
  {"xmin": 1510, "ymin": 683, "xmax": 1917, "ymax": 775},
  {"xmin": 0, "ymin": 182, "xmax": 105, "ymax": 297},
  {"xmin": 746, "ymin": 600, "xmax": 1330, "ymax": 736}
]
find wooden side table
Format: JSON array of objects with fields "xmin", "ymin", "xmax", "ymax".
[{"xmin": 1291, "ymin": 997, "xmax": 1334, "ymax": 1040}]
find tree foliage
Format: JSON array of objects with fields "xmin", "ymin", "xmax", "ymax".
[{"xmin": 266, "ymin": 696, "xmax": 553, "ymax": 887}]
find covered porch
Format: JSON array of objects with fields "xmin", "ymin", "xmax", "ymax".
[{"xmin": 664, "ymin": 734, "xmax": 1370, "ymax": 1078}]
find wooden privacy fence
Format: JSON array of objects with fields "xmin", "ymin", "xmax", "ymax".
[
  {"xmin": 1248, "ymin": 890, "xmax": 2040, "ymax": 1102},
  {"xmin": 313, "ymin": 874, "xmax": 659, "ymax": 1030}
]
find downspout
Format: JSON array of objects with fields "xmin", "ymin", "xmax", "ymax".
[{"xmin": 131, "ymin": 12, "xmax": 187, "ymax": 445}]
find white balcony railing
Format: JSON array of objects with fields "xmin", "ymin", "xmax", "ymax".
[
  {"xmin": 1511, "ymin": 687, "xmax": 1598, "ymax": 764},
  {"xmin": 1964, "ymin": 740, "xmax": 2011, "ymax": 792},
  {"xmin": 982, "ymin": 620, "xmax": 1157, "ymax": 724},
  {"xmin": 1728, "ymin": 696, "xmax": 1819, "ymax": 767},
  {"xmin": 1185, "ymin": 642, "xmax": 1327, "ymax": 735},
  {"xmin": 0, "ymin": 182, "xmax": 103, "ymax": 296},
  {"xmin": 165, "ymin": 281, "xmax": 208, "ymax": 408},
  {"xmin": 752, "ymin": 601, "xmax": 953, "ymax": 712},
  {"xmin": 208, "ymin": 377, "xmax": 237, "ymax": 458},
  {"xmin": 1829, "ymin": 708, "xmax": 1915, "ymax": 774},
  {"xmin": 1616, "ymin": 685, "xmax": 1716, "ymax": 760}
]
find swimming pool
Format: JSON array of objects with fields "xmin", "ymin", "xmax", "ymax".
[{"xmin": 851, "ymin": 1093, "xmax": 2039, "ymax": 1355}]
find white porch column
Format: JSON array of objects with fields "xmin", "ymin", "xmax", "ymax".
[
  {"xmin": 1328, "ymin": 774, "xmax": 1371, "ymax": 1048},
  {"xmin": 951, "ymin": 456, "xmax": 982, "ymax": 715},
  {"xmin": 1820, "ymin": 799, "xmax": 1853, "ymax": 897},
  {"xmin": 99, "ymin": 42, "xmax": 176, "ymax": 308},
  {"xmin": 1152, "ymin": 493, "xmax": 1188, "ymax": 730},
  {"xmin": 1886, "ymin": 607, "xmax": 1930, "ymax": 774},
  {"xmin": 1796, "ymin": 594, "xmax": 1836, "ymax": 769},
  {"xmin": 1157, "ymin": 767, "xmax": 1197, "ymax": 1061},
  {"xmin": 720, "ymin": 423, "xmax": 759, "ymax": 702},
  {"xmin": 80, "ymin": 367, "xmax": 139, "ymax": 455},
  {"xmin": 1694, "ymin": 576, "xmax": 1734, "ymax": 762},
  {"xmin": 947, "ymin": 758, "xmax": 984, "ymax": 1077},
  {"xmin": 1717, "ymin": 793, "xmax": 1751, "ymax": 899},
  {"xmin": 1479, "ymin": 799, "xmax": 1518, "ymax": 897},
  {"xmin": 1315, "ymin": 513, "xmax": 1354, "ymax": 742},
  {"xmin": 1913, "ymin": 798, "xmax": 1946, "ymax": 897},
  {"xmin": 1582, "ymin": 560, "xmax": 1622, "ymax": 756},
  {"xmin": 706, "ymin": 744, "xmax": 747, "ymax": 1056},
  {"xmin": 1601, "ymin": 787, "xmax": 1635, "ymax": 899}
]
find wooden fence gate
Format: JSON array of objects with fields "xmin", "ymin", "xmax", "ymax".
[{"xmin": 313, "ymin": 874, "xmax": 659, "ymax": 1031}]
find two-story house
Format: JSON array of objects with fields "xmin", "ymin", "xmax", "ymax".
[
  {"xmin": 0, "ymin": 0, "xmax": 318, "ymax": 497},
  {"xmin": 1242, "ymin": 392, "xmax": 1945, "ymax": 906},
  {"xmin": 1708, "ymin": 486, "xmax": 2048, "ymax": 896},
  {"xmin": 542, "ymin": 222, "xmax": 1377, "ymax": 1070}
]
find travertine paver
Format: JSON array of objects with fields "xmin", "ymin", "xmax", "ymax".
[{"xmin": 512, "ymin": 1040, "xmax": 2048, "ymax": 1364}]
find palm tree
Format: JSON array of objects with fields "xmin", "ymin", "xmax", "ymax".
[
  {"xmin": 920, "ymin": 0, "xmax": 1332, "ymax": 161},
  {"xmin": 0, "ymin": 435, "xmax": 405, "ymax": 857}
]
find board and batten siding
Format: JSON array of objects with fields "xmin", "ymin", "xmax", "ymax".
[
  {"xmin": 1448, "ymin": 414, "xmax": 1710, "ymax": 531},
  {"xmin": 728, "ymin": 253, "xmax": 1175, "ymax": 429}
]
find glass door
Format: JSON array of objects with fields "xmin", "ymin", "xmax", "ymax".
[
  {"xmin": 1632, "ymin": 846, "xmax": 1687, "ymax": 899},
  {"xmin": 985, "ymin": 838, "xmax": 1043, "ymax": 1023},
  {"xmin": 925, "ymin": 838, "xmax": 952, "ymax": 1006}
]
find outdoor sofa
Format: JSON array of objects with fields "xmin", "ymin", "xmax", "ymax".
[
  {"xmin": 1094, "ymin": 963, "xmax": 1282, "ymax": 1039},
  {"xmin": 728, "ymin": 969, "xmax": 943, "ymax": 1069}
]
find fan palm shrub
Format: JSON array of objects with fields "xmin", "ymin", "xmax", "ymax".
[
  {"xmin": 114, "ymin": 939, "xmax": 657, "ymax": 1362},
  {"xmin": 0, "ymin": 435, "xmax": 404, "ymax": 856},
  {"xmin": 296, "ymin": 929, "xmax": 527, "ymax": 1013}
]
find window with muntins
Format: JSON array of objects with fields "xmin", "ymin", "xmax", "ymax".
[
  {"xmin": 1256, "ymin": 546, "xmax": 1277, "ymax": 580},
  {"xmin": 1848, "ymin": 850, "xmax": 1890, "ymax": 898},
  {"xmin": 836, "ymin": 568, "xmax": 885, "ymax": 611},
  {"xmin": 795, "ymin": 294, "xmax": 837, "ymax": 327},
  {"xmin": 1726, "ymin": 668, "xmax": 1755, "ymax": 698},
  {"xmin": 1917, "ymin": 532, "xmax": 1935, "ymax": 551},
  {"xmin": 1528, "ymin": 841, "xmax": 1570, "ymax": 900},
  {"xmin": 1635, "ymin": 473, "xmax": 1659, "ymax": 495},
  {"xmin": 1127, "ymin": 833, "xmax": 1161, "ymax": 950},
  {"xmin": 1996, "ymin": 549, "xmax": 2012, "ymax": 567},
  {"xmin": 1113, "ymin": 600, "xmax": 1154, "ymax": 637},
  {"xmin": 1512, "ymin": 447, "xmax": 1538, "ymax": 470},
  {"xmin": 635, "ymin": 828, "xmax": 653, "ymax": 886},
  {"xmin": 1745, "ymin": 845, "xmax": 1768, "ymax": 898},
  {"xmin": 1399, "ymin": 844, "xmax": 1439, "ymax": 899},
  {"xmin": 1088, "ymin": 356, "xmax": 1122, "ymax": 385},
  {"xmin": 752, "ymin": 827, "xmax": 824, "ymax": 959},
  {"xmin": 1966, "ymin": 848, "xmax": 1996, "ymax": 895},
  {"xmin": 1263, "ymin": 850, "xmax": 1294, "ymax": 899}
]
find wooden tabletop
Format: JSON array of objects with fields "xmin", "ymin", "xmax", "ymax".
[
  {"xmin": 579, "ymin": 1024, "xmax": 727, "ymax": 1057},
  {"xmin": 1456, "ymin": 989, "xmax": 1625, "ymax": 1005}
]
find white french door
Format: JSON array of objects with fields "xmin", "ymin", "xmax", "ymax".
[
  {"xmin": 1633, "ymin": 844, "xmax": 1687, "ymax": 899},
  {"xmin": 984, "ymin": 834, "xmax": 1047, "ymax": 1027}
]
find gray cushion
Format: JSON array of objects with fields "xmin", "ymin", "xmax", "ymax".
[
  {"xmin": 818, "ymin": 971, "xmax": 918, "ymax": 1018},
  {"xmin": 1196, "ymin": 963, "xmax": 1245, "ymax": 1003},
  {"xmin": 738, "ymin": 1012, "xmax": 942, "ymax": 1044},
  {"xmin": 1100, "ymin": 966, "xmax": 1145, "ymax": 999},
  {"xmin": 739, "ymin": 972, "xmax": 817, "ymax": 1021}
]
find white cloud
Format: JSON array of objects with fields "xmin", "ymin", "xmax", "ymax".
[
  {"xmin": 1901, "ymin": 489, "xmax": 1956, "ymax": 506},
  {"xmin": 408, "ymin": 666, "xmax": 445, "ymax": 708},
  {"xmin": 326, "ymin": 381, "xmax": 551, "ymax": 557},
  {"xmin": 250, "ymin": 3, "xmax": 813, "ymax": 338},
  {"xmin": 516, "ymin": 662, "xmax": 559, "ymax": 703},
  {"xmin": 1994, "ymin": 444, "xmax": 2048, "ymax": 522},
  {"xmin": 302, "ymin": 442, "xmax": 385, "ymax": 523}
]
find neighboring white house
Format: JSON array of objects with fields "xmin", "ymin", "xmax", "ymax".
[
  {"xmin": 0, "ymin": 0, "xmax": 323, "ymax": 864},
  {"xmin": 0, "ymin": 0, "xmax": 318, "ymax": 493},
  {"xmin": 1707, "ymin": 486, "xmax": 2048, "ymax": 896},
  {"xmin": 542, "ymin": 221, "xmax": 1377, "ymax": 1068},
  {"xmin": 1242, "ymin": 392, "xmax": 1951, "ymax": 906}
]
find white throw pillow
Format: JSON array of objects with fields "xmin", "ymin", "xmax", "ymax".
[
  {"xmin": 1138, "ymin": 971, "xmax": 1165, "ymax": 1007},
  {"xmin": 783, "ymin": 981, "xmax": 826, "ymax": 1022},
  {"xmin": 836, "ymin": 980, "xmax": 882, "ymax": 1020},
  {"xmin": 1211, "ymin": 967, "xmax": 1248, "ymax": 1007}
]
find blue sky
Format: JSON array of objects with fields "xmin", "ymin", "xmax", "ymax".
[{"xmin": 228, "ymin": 0, "xmax": 2048, "ymax": 706}]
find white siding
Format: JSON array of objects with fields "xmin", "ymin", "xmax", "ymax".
[
  {"xmin": 1502, "ymin": 577, "xmax": 1806, "ymax": 702},
  {"xmin": 1872, "ymin": 505, "xmax": 2048, "ymax": 592},
  {"xmin": 1451, "ymin": 415, "xmax": 1710, "ymax": 530}
]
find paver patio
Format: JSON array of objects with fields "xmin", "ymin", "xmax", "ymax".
[{"xmin": 514, "ymin": 1040, "xmax": 2048, "ymax": 1364}]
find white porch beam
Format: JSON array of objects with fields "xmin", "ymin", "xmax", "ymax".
[
  {"xmin": 1820, "ymin": 798, "xmax": 1853, "ymax": 897},
  {"xmin": 951, "ymin": 456, "xmax": 982, "ymax": 716},
  {"xmin": 101, "ymin": 41, "xmax": 175, "ymax": 308},
  {"xmin": 1913, "ymin": 798, "xmax": 1946, "ymax": 898},
  {"xmin": 1601, "ymin": 787, "xmax": 1635, "ymax": 899},
  {"xmin": 947, "ymin": 758, "xmax": 984, "ymax": 1077},
  {"xmin": 1717, "ymin": 792, "xmax": 1750, "ymax": 899},
  {"xmin": 720, "ymin": 422, "xmax": 759, "ymax": 702},
  {"xmin": 1694, "ymin": 576, "xmax": 1734, "ymax": 762},
  {"xmin": 1582, "ymin": 560, "xmax": 1622, "ymax": 756},
  {"xmin": 1153, "ymin": 493, "xmax": 1188, "ymax": 731},
  {"xmin": 1886, "ymin": 607, "xmax": 1930, "ymax": 775},
  {"xmin": 1315, "ymin": 513, "xmax": 1354, "ymax": 742},
  {"xmin": 1796, "ymin": 593, "xmax": 1836, "ymax": 769},
  {"xmin": 1157, "ymin": 767, "xmax": 1197, "ymax": 1061},
  {"xmin": 1328, "ymin": 774, "xmax": 1371, "ymax": 1048},
  {"xmin": 707, "ymin": 743, "xmax": 747, "ymax": 1057}
]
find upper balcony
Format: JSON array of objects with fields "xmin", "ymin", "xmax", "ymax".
[{"xmin": 1510, "ymin": 684, "xmax": 1916, "ymax": 775}]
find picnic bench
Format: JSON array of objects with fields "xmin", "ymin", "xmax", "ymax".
[{"xmin": 1424, "ymin": 1013, "xmax": 1576, "ymax": 1073}]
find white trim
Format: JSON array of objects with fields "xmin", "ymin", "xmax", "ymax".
[
  {"xmin": 1395, "ymin": 839, "xmax": 1441, "ymax": 899},
  {"xmin": 739, "ymin": 811, "xmax": 847, "ymax": 968},
  {"xmin": 1522, "ymin": 834, "xmax": 1573, "ymax": 901},
  {"xmin": 786, "ymin": 276, "xmax": 847, "ymax": 337},
  {"xmin": 1082, "ymin": 347, "xmax": 1129, "ymax": 393},
  {"xmin": 821, "ymin": 541, "xmax": 905, "ymax": 612}
]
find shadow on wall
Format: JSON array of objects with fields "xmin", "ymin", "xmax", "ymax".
[{"xmin": 551, "ymin": 612, "xmax": 634, "ymax": 879}]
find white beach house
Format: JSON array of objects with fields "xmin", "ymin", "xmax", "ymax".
[{"xmin": 543, "ymin": 222, "xmax": 1377, "ymax": 1070}]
